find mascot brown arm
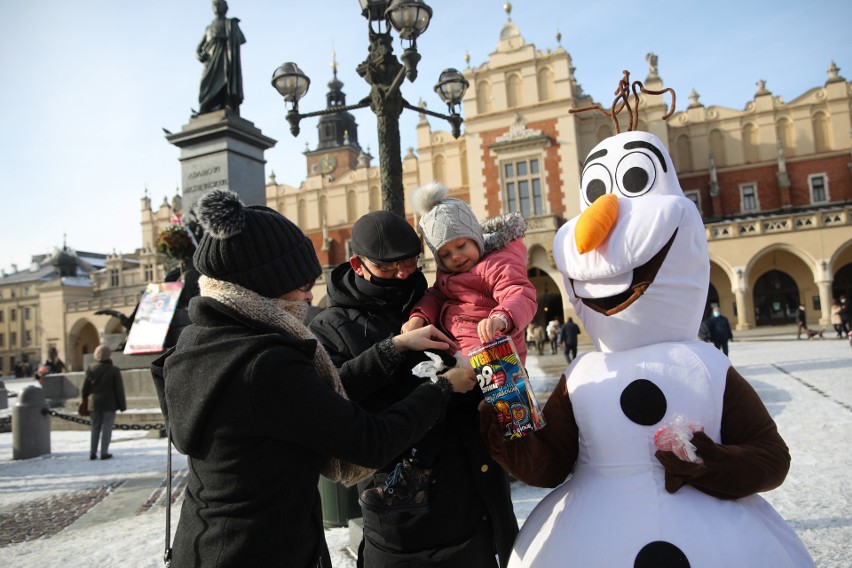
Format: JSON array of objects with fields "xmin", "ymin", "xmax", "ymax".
[
  {"xmin": 479, "ymin": 373, "xmax": 580, "ymax": 487},
  {"xmin": 655, "ymin": 366, "xmax": 791, "ymax": 499}
]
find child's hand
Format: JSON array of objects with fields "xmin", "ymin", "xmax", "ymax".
[
  {"xmin": 401, "ymin": 316, "xmax": 426, "ymax": 334},
  {"xmin": 478, "ymin": 316, "xmax": 507, "ymax": 343}
]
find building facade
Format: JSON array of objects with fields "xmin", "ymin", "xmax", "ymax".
[
  {"xmin": 3, "ymin": 11, "xmax": 849, "ymax": 374},
  {"xmin": 266, "ymin": 13, "xmax": 851, "ymax": 333}
]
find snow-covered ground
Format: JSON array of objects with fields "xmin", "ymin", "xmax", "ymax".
[{"xmin": 1, "ymin": 338, "xmax": 850, "ymax": 567}]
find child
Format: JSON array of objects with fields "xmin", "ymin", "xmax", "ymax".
[{"xmin": 360, "ymin": 181, "xmax": 537, "ymax": 514}]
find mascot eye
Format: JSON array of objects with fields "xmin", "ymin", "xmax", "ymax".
[
  {"xmin": 580, "ymin": 163, "xmax": 613, "ymax": 206},
  {"xmin": 615, "ymin": 151, "xmax": 656, "ymax": 197}
]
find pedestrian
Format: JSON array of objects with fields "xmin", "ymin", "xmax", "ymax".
[
  {"xmin": 558, "ymin": 317, "xmax": 581, "ymax": 364},
  {"xmin": 796, "ymin": 304, "xmax": 823, "ymax": 340},
  {"xmin": 310, "ymin": 207, "xmax": 519, "ymax": 567},
  {"xmin": 839, "ymin": 295, "xmax": 850, "ymax": 337},
  {"xmin": 526, "ymin": 322, "xmax": 546, "ymax": 356},
  {"xmin": 81, "ymin": 344, "xmax": 126, "ymax": 460},
  {"xmin": 546, "ymin": 318, "xmax": 561, "ymax": 354},
  {"xmin": 830, "ymin": 301, "xmax": 844, "ymax": 338},
  {"xmin": 703, "ymin": 306, "xmax": 734, "ymax": 355},
  {"xmin": 151, "ymin": 190, "xmax": 477, "ymax": 568}
]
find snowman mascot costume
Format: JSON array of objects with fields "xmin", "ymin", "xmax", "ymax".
[{"xmin": 479, "ymin": 73, "xmax": 814, "ymax": 567}]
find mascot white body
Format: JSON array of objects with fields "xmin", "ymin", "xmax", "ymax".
[{"xmin": 491, "ymin": 130, "xmax": 814, "ymax": 567}]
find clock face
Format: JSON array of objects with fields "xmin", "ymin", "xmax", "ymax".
[{"xmin": 319, "ymin": 154, "xmax": 337, "ymax": 174}]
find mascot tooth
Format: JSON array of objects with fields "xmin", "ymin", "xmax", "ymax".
[{"xmin": 480, "ymin": 71, "xmax": 815, "ymax": 567}]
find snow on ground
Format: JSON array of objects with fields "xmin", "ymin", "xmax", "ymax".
[{"xmin": 0, "ymin": 338, "xmax": 850, "ymax": 567}]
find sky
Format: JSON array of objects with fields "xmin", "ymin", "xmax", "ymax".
[
  {"xmin": 2, "ymin": 0, "xmax": 851, "ymax": 273},
  {"xmin": 1, "ymin": 338, "xmax": 851, "ymax": 566}
]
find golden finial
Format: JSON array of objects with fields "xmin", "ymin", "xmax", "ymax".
[{"xmin": 504, "ymin": 2, "xmax": 512, "ymax": 20}]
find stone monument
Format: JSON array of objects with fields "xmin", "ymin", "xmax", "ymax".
[{"xmin": 167, "ymin": 1, "xmax": 276, "ymax": 215}]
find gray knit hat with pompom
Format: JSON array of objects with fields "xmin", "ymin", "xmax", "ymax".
[
  {"xmin": 412, "ymin": 181, "xmax": 483, "ymax": 270},
  {"xmin": 192, "ymin": 189, "xmax": 321, "ymax": 298}
]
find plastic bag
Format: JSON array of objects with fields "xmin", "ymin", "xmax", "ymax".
[
  {"xmin": 411, "ymin": 351, "xmax": 449, "ymax": 383},
  {"xmin": 654, "ymin": 413, "xmax": 703, "ymax": 463}
]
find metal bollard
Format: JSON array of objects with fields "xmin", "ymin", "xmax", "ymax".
[
  {"xmin": 0, "ymin": 380, "xmax": 7, "ymax": 410},
  {"xmin": 12, "ymin": 386, "xmax": 51, "ymax": 460}
]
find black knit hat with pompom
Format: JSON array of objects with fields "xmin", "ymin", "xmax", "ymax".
[{"xmin": 193, "ymin": 189, "xmax": 321, "ymax": 298}]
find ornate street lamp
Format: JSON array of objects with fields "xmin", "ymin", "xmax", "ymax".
[{"xmin": 271, "ymin": 0, "xmax": 469, "ymax": 217}]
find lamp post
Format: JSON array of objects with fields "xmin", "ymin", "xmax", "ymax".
[{"xmin": 271, "ymin": 0, "xmax": 469, "ymax": 217}]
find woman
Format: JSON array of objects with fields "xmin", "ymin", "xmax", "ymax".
[
  {"xmin": 151, "ymin": 189, "xmax": 475, "ymax": 568},
  {"xmin": 81, "ymin": 344, "xmax": 126, "ymax": 460}
]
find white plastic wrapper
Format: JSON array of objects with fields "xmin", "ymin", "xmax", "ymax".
[
  {"xmin": 654, "ymin": 413, "xmax": 704, "ymax": 464},
  {"xmin": 411, "ymin": 351, "xmax": 449, "ymax": 383}
]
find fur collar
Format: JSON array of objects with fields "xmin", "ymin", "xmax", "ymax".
[{"xmin": 482, "ymin": 211, "xmax": 527, "ymax": 256}]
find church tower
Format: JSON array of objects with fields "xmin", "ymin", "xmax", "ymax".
[{"xmin": 305, "ymin": 53, "xmax": 363, "ymax": 178}]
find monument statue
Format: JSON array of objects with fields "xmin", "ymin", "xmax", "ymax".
[{"xmin": 196, "ymin": 0, "xmax": 245, "ymax": 115}]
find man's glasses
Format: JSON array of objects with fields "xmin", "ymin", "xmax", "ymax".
[{"xmin": 363, "ymin": 255, "xmax": 420, "ymax": 272}]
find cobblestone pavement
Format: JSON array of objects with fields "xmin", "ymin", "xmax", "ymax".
[{"xmin": 0, "ymin": 484, "xmax": 118, "ymax": 546}]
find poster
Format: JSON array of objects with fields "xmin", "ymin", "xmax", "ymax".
[{"xmin": 123, "ymin": 282, "xmax": 184, "ymax": 355}]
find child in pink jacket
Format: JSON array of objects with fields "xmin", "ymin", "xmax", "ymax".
[
  {"xmin": 404, "ymin": 181, "xmax": 537, "ymax": 360},
  {"xmin": 359, "ymin": 181, "xmax": 537, "ymax": 514}
]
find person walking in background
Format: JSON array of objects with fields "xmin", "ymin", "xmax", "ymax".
[
  {"xmin": 309, "ymin": 208, "xmax": 518, "ymax": 567},
  {"xmin": 151, "ymin": 190, "xmax": 477, "ymax": 568},
  {"xmin": 839, "ymin": 295, "xmax": 850, "ymax": 338},
  {"xmin": 558, "ymin": 317, "xmax": 581, "ymax": 364},
  {"xmin": 81, "ymin": 344, "xmax": 126, "ymax": 460},
  {"xmin": 830, "ymin": 301, "xmax": 844, "ymax": 338},
  {"xmin": 546, "ymin": 318, "xmax": 561, "ymax": 354},
  {"xmin": 704, "ymin": 306, "xmax": 734, "ymax": 355},
  {"xmin": 796, "ymin": 304, "xmax": 823, "ymax": 339},
  {"xmin": 526, "ymin": 322, "xmax": 546, "ymax": 356}
]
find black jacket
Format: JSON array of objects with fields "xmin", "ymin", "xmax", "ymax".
[
  {"xmin": 310, "ymin": 264, "xmax": 519, "ymax": 568},
  {"xmin": 82, "ymin": 360, "xmax": 126, "ymax": 412},
  {"xmin": 152, "ymin": 296, "xmax": 447, "ymax": 568}
]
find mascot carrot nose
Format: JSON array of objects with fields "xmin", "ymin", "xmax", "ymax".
[{"xmin": 574, "ymin": 193, "xmax": 618, "ymax": 254}]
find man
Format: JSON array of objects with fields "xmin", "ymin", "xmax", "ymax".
[
  {"xmin": 196, "ymin": 0, "xmax": 245, "ymax": 115},
  {"xmin": 558, "ymin": 317, "xmax": 581, "ymax": 364},
  {"xmin": 704, "ymin": 306, "xmax": 734, "ymax": 355},
  {"xmin": 310, "ymin": 210, "xmax": 518, "ymax": 568}
]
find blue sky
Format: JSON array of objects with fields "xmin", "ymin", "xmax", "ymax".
[{"xmin": 2, "ymin": 0, "xmax": 850, "ymax": 272}]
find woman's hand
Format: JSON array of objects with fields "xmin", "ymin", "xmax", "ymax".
[
  {"xmin": 441, "ymin": 366, "xmax": 477, "ymax": 394},
  {"xmin": 392, "ymin": 324, "xmax": 459, "ymax": 354}
]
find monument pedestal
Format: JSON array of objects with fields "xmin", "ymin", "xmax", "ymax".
[{"xmin": 166, "ymin": 109, "xmax": 276, "ymax": 212}]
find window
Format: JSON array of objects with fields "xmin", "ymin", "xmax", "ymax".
[
  {"xmin": 808, "ymin": 174, "xmax": 828, "ymax": 203},
  {"xmin": 24, "ymin": 330, "xmax": 31, "ymax": 346},
  {"xmin": 740, "ymin": 183, "xmax": 759, "ymax": 212},
  {"xmin": 684, "ymin": 190, "xmax": 701, "ymax": 211},
  {"xmin": 0, "ymin": 333, "xmax": 4, "ymax": 347},
  {"xmin": 10, "ymin": 332, "xmax": 17, "ymax": 346},
  {"xmin": 503, "ymin": 157, "xmax": 544, "ymax": 217},
  {"xmin": 144, "ymin": 264, "xmax": 154, "ymax": 282},
  {"xmin": 24, "ymin": 307, "xmax": 31, "ymax": 320},
  {"xmin": 10, "ymin": 308, "xmax": 16, "ymax": 322},
  {"xmin": 109, "ymin": 269, "xmax": 120, "ymax": 287},
  {"xmin": 0, "ymin": 310, "xmax": 3, "ymax": 323}
]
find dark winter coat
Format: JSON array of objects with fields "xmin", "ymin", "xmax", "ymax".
[
  {"xmin": 81, "ymin": 360, "xmax": 126, "ymax": 412},
  {"xmin": 310, "ymin": 263, "xmax": 519, "ymax": 568},
  {"xmin": 705, "ymin": 314, "xmax": 733, "ymax": 343},
  {"xmin": 559, "ymin": 321, "xmax": 581, "ymax": 347},
  {"xmin": 152, "ymin": 296, "xmax": 448, "ymax": 568}
]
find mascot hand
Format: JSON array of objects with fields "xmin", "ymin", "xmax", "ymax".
[
  {"xmin": 478, "ymin": 400, "xmax": 505, "ymax": 451},
  {"xmin": 655, "ymin": 431, "xmax": 720, "ymax": 493}
]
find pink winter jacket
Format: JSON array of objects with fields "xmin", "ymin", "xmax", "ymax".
[{"xmin": 410, "ymin": 213, "xmax": 537, "ymax": 362}]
